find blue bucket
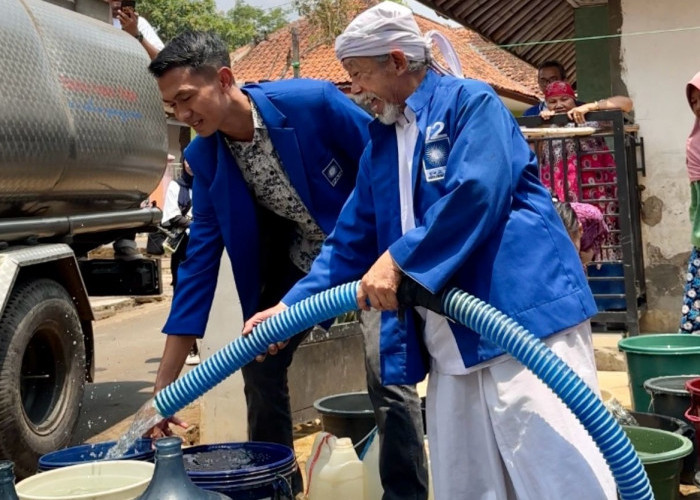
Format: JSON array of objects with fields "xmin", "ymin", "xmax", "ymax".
[
  {"xmin": 183, "ymin": 442, "xmax": 296, "ymax": 500},
  {"xmin": 38, "ymin": 439, "xmax": 154, "ymax": 471}
]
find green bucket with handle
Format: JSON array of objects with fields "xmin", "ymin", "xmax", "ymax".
[{"xmin": 618, "ymin": 334, "xmax": 700, "ymax": 411}]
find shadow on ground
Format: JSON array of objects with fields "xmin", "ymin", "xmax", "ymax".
[{"xmin": 71, "ymin": 380, "xmax": 153, "ymax": 444}]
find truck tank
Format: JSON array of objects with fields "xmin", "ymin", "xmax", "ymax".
[{"xmin": 1, "ymin": 0, "xmax": 168, "ymax": 220}]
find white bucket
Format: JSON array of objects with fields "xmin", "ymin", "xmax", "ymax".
[{"xmin": 15, "ymin": 460, "xmax": 154, "ymax": 500}]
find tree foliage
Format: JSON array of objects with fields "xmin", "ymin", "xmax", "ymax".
[
  {"xmin": 137, "ymin": 0, "xmax": 288, "ymax": 50},
  {"xmin": 293, "ymin": 0, "xmax": 372, "ymax": 44}
]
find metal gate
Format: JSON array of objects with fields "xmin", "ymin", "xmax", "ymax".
[{"xmin": 517, "ymin": 110, "xmax": 646, "ymax": 335}]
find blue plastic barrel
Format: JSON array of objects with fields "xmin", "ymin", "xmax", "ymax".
[
  {"xmin": 182, "ymin": 442, "xmax": 296, "ymax": 500},
  {"xmin": 38, "ymin": 439, "xmax": 154, "ymax": 471}
]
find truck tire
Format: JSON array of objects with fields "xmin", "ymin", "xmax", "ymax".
[{"xmin": 0, "ymin": 279, "xmax": 86, "ymax": 478}]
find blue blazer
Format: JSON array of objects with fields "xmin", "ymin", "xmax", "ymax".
[
  {"xmin": 163, "ymin": 79, "xmax": 370, "ymax": 335},
  {"xmin": 284, "ymin": 71, "xmax": 597, "ymax": 384}
]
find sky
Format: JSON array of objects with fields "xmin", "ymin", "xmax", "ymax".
[{"xmin": 214, "ymin": 0, "xmax": 459, "ymax": 27}]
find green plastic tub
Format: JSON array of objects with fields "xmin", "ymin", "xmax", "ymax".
[
  {"xmin": 618, "ymin": 334, "xmax": 700, "ymax": 411},
  {"xmin": 624, "ymin": 426, "xmax": 693, "ymax": 500}
]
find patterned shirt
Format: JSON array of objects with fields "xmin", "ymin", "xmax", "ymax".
[{"xmin": 224, "ymin": 100, "xmax": 326, "ymax": 273}]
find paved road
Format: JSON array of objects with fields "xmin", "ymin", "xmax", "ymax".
[{"xmin": 71, "ymin": 300, "xmax": 171, "ymax": 444}]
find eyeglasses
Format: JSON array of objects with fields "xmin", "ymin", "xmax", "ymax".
[{"xmin": 538, "ymin": 76, "xmax": 561, "ymax": 86}]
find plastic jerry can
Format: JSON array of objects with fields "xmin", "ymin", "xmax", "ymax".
[
  {"xmin": 306, "ymin": 432, "xmax": 337, "ymax": 499},
  {"xmin": 361, "ymin": 431, "xmax": 383, "ymax": 500},
  {"xmin": 308, "ymin": 437, "xmax": 364, "ymax": 500}
]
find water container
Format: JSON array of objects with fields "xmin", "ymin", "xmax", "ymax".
[
  {"xmin": 361, "ymin": 430, "xmax": 382, "ymax": 500},
  {"xmin": 643, "ymin": 375, "xmax": 698, "ymax": 422},
  {"xmin": 137, "ymin": 437, "xmax": 231, "ymax": 499},
  {"xmin": 314, "ymin": 392, "xmax": 376, "ymax": 449},
  {"xmin": 630, "ymin": 411, "xmax": 697, "ymax": 485},
  {"xmin": 182, "ymin": 442, "xmax": 297, "ymax": 499},
  {"xmin": 0, "ymin": 461, "xmax": 19, "ymax": 500},
  {"xmin": 38, "ymin": 439, "xmax": 154, "ymax": 471},
  {"xmin": 618, "ymin": 334, "xmax": 700, "ymax": 411},
  {"xmin": 623, "ymin": 425, "xmax": 693, "ymax": 500},
  {"xmin": 15, "ymin": 460, "xmax": 154, "ymax": 500},
  {"xmin": 309, "ymin": 438, "xmax": 364, "ymax": 500},
  {"xmin": 306, "ymin": 432, "xmax": 337, "ymax": 499}
]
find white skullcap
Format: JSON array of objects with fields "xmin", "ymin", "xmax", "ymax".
[{"xmin": 335, "ymin": 2, "xmax": 429, "ymax": 62}]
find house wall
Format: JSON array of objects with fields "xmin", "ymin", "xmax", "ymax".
[{"xmin": 617, "ymin": 0, "xmax": 699, "ymax": 331}]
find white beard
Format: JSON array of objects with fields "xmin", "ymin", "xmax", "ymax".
[{"xmin": 351, "ymin": 93, "xmax": 402, "ymax": 125}]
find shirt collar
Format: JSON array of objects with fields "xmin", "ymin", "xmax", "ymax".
[
  {"xmin": 249, "ymin": 98, "xmax": 265, "ymax": 130},
  {"xmin": 405, "ymin": 69, "xmax": 441, "ymax": 114},
  {"xmin": 396, "ymin": 106, "xmax": 416, "ymax": 129}
]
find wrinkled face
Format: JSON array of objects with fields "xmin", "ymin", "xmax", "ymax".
[
  {"xmin": 538, "ymin": 66, "xmax": 564, "ymax": 94},
  {"xmin": 158, "ymin": 67, "xmax": 228, "ymax": 137},
  {"xmin": 343, "ymin": 57, "xmax": 403, "ymax": 125},
  {"xmin": 545, "ymin": 94, "xmax": 576, "ymax": 113},
  {"xmin": 691, "ymin": 87, "xmax": 700, "ymax": 119}
]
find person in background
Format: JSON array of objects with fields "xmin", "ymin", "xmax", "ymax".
[
  {"xmin": 146, "ymin": 31, "xmax": 429, "ymax": 499},
  {"xmin": 109, "ymin": 0, "xmax": 164, "ymax": 60},
  {"xmin": 680, "ymin": 71, "xmax": 700, "ymax": 333},
  {"xmin": 108, "ymin": 0, "xmax": 165, "ymax": 260},
  {"xmin": 162, "ymin": 159, "xmax": 193, "ymax": 291},
  {"xmin": 522, "ymin": 60, "xmax": 583, "ymax": 117},
  {"xmin": 245, "ymin": 3, "xmax": 616, "ymax": 498},
  {"xmin": 161, "ymin": 159, "xmax": 197, "ymax": 364},
  {"xmin": 553, "ymin": 200, "xmax": 609, "ymax": 265},
  {"xmin": 538, "ymin": 81, "xmax": 632, "ymax": 259}
]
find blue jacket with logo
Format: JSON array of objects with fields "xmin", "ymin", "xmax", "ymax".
[
  {"xmin": 163, "ymin": 79, "xmax": 370, "ymax": 335},
  {"xmin": 283, "ymin": 71, "xmax": 597, "ymax": 385}
]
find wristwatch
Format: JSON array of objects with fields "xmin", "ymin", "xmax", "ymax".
[{"xmin": 134, "ymin": 32, "xmax": 144, "ymax": 42}]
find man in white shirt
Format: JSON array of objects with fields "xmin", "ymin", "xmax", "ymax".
[
  {"xmin": 106, "ymin": 0, "xmax": 166, "ymax": 260},
  {"xmin": 109, "ymin": 0, "xmax": 164, "ymax": 61}
]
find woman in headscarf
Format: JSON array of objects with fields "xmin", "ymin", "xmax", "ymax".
[
  {"xmin": 679, "ymin": 71, "xmax": 700, "ymax": 333},
  {"xmin": 537, "ymin": 81, "xmax": 632, "ymax": 259},
  {"xmin": 554, "ymin": 199, "xmax": 609, "ymax": 265}
]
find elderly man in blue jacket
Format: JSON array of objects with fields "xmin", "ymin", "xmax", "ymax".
[
  {"xmin": 146, "ymin": 30, "xmax": 429, "ymax": 498},
  {"xmin": 246, "ymin": 3, "xmax": 617, "ymax": 499}
]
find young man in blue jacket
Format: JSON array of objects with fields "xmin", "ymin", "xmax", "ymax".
[
  {"xmin": 246, "ymin": 3, "xmax": 617, "ymax": 498},
  {"xmin": 147, "ymin": 31, "xmax": 429, "ymax": 498}
]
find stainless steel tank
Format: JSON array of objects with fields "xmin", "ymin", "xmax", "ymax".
[{"xmin": 1, "ymin": 0, "xmax": 168, "ymax": 218}]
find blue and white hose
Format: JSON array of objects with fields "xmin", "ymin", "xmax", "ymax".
[
  {"xmin": 442, "ymin": 288, "xmax": 652, "ymax": 500},
  {"xmin": 153, "ymin": 281, "xmax": 652, "ymax": 500},
  {"xmin": 154, "ymin": 281, "xmax": 359, "ymax": 419}
]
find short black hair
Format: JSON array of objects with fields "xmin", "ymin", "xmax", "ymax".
[
  {"xmin": 148, "ymin": 31, "xmax": 231, "ymax": 78},
  {"xmin": 553, "ymin": 200, "xmax": 579, "ymax": 237},
  {"xmin": 537, "ymin": 60, "xmax": 566, "ymax": 80}
]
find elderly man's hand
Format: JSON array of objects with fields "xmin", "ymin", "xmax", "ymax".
[
  {"xmin": 117, "ymin": 8, "xmax": 139, "ymax": 37},
  {"xmin": 242, "ymin": 302, "xmax": 289, "ymax": 362},
  {"xmin": 358, "ymin": 250, "xmax": 402, "ymax": 311}
]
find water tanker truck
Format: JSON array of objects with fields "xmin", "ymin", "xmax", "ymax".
[{"xmin": 1, "ymin": 0, "xmax": 168, "ymax": 476}]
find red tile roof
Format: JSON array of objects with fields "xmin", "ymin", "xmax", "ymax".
[{"xmin": 232, "ymin": 15, "xmax": 540, "ymax": 104}]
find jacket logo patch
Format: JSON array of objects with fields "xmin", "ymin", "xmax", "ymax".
[
  {"xmin": 423, "ymin": 135, "xmax": 449, "ymax": 182},
  {"xmin": 323, "ymin": 159, "xmax": 343, "ymax": 186}
]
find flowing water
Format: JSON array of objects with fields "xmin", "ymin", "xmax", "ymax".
[
  {"xmin": 104, "ymin": 399, "xmax": 162, "ymax": 460},
  {"xmin": 604, "ymin": 398, "xmax": 640, "ymax": 426}
]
